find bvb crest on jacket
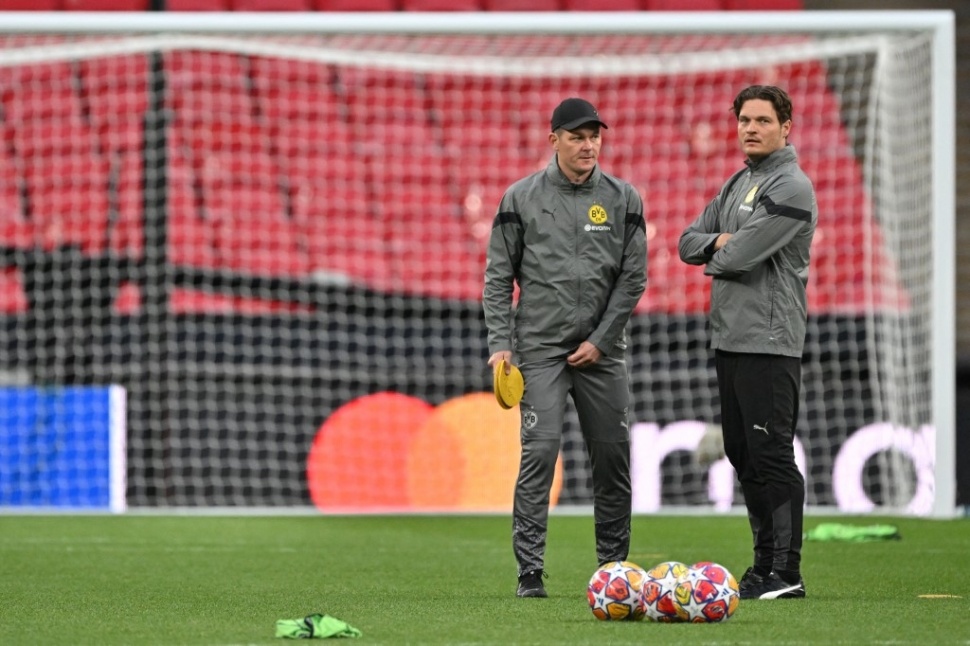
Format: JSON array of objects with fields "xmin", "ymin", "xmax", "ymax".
[
  {"xmin": 589, "ymin": 204, "xmax": 608, "ymax": 224},
  {"xmin": 587, "ymin": 204, "xmax": 611, "ymax": 232}
]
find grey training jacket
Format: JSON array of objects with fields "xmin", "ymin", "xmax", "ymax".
[
  {"xmin": 678, "ymin": 144, "xmax": 817, "ymax": 358},
  {"xmin": 483, "ymin": 155, "xmax": 647, "ymax": 362}
]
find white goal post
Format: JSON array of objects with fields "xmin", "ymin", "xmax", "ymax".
[{"xmin": 0, "ymin": 10, "xmax": 955, "ymax": 517}]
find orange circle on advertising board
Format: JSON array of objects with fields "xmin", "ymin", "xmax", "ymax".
[
  {"xmin": 407, "ymin": 392, "xmax": 563, "ymax": 511},
  {"xmin": 307, "ymin": 391, "xmax": 433, "ymax": 510},
  {"xmin": 307, "ymin": 391, "xmax": 564, "ymax": 512}
]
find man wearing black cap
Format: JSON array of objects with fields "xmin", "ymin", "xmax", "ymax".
[{"xmin": 483, "ymin": 97, "xmax": 647, "ymax": 598}]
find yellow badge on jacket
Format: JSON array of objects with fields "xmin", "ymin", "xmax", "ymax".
[{"xmin": 588, "ymin": 204, "xmax": 608, "ymax": 224}]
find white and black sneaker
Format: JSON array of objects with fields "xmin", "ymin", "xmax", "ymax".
[{"xmin": 739, "ymin": 571, "xmax": 806, "ymax": 600}]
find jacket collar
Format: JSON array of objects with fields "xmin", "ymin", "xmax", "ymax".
[
  {"xmin": 745, "ymin": 143, "xmax": 798, "ymax": 174},
  {"xmin": 546, "ymin": 154, "xmax": 601, "ymax": 189}
]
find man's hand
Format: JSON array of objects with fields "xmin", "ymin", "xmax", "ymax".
[
  {"xmin": 488, "ymin": 350, "xmax": 513, "ymax": 373},
  {"xmin": 714, "ymin": 232, "xmax": 733, "ymax": 251},
  {"xmin": 567, "ymin": 341, "xmax": 602, "ymax": 368}
]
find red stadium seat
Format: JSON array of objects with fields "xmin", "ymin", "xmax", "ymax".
[
  {"xmin": 250, "ymin": 57, "xmax": 345, "ymax": 124},
  {"xmin": 94, "ymin": 118, "xmax": 144, "ymax": 158},
  {"xmin": 293, "ymin": 190, "xmax": 391, "ymax": 290},
  {"xmin": 400, "ymin": 0, "xmax": 480, "ymax": 9},
  {"xmin": 250, "ymin": 56, "xmax": 333, "ymax": 85},
  {"xmin": 276, "ymin": 121, "xmax": 386, "ymax": 287},
  {"xmin": 257, "ymin": 87, "xmax": 344, "ymax": 123},
  {"xmin": 563, "ymin": 0, "xmax": 640, "ymax": 9},
  {"xmin": 2, "ymin": 86, "xmax": 80, "ymax": 124},
  {"xmin": 313, "ymin": 0, "xmax": 399, "ymax": 9},
  {"xmin": 640, "ymin": 188, "xmax": 713, "ymax": 314},
  {"xmin": 798, "ymin": 153, "xmax": 862, "ymax": 191},
  {"xmin": 205, "ymin": 187, "xmax": 308, "ymax": 276},
  {"xmin": 482, "ymin": 0, "xmax": 560, "ymax": 9},
  {"xmin": 0, "ymin": 268, "xmax": 28, "ymax": 315},
  {"xmin": 189, "ymin": 141, "xmax": 307, "ymax": 276},
  {"xmin": 175, "ymin": 121, "xmax": 273, "ymax": 178},
  {"xmin": 27, "ymin": 183, "xmax": 110, "ymax": 247},
  {"xmin": 270, "ymin": 119, "xmax": 353, "ymax": 156},
  {"xmin": 0, "ymin": 0, "xmax": 61, "ymax": 8},
  {"xmin": 87, "ymin": 118, "xmax": 146, "ymax": 256},
  {"xmin": 62, "ymin": 0, "xmax": 150, "ymax": 9},
  {"xmin": 11, "ymin": 120, "xmax": 126, "ymax": 255},
  {"xmin": 725, "ymin": 0, "xmax": 802, "ymax": 8},
  {"xmin": 165, "ymin": 51, "xmax": 254, "ymax": 123},
  {"xmin": 425, "ymin": 74, "xmax": 524, "ymax": 133},
  {"xmin": 101, "ymin": 120, "xmax": 146, "ymax": 251},
  {"xmin": 165, "ymin": 0, "xmax": 230, "ymax": 8},
  {"xmin": 0, "ymin": 62, "xmax": 81, "ymax": 123},
  {"xmin": 341, "ymin": 67, "xmax": 430, "ymax": 116},
  {"xmin": 80, "ymin": 55, "xmax": 149, "ymax": 126},
  {"xmin": 376, "ymin": 186, "xmax": 481, "ymax": 302},
  {"xmin": 167, "ymin": 143, "xmax": 215, "ymax": 270},
  {"xmin": 106, "ymin": 148, "xmax": 145, "ymax": 257},
  {"xmin": 273, "ymin": 126, "xmax": 365, "ymax": 184},
  {"xmin": 368, "ymin": 148, "xmax": 452, "ymax": 203},
  {"xmin": 272, "ymin": 122, "xmax": 370, "ymax": 245},
  {"xmin": 0, "ymin": 143, "xmax": 26, "ymax": 248},
  {"xmin": 9, "ymin": 119, "xmax": 115, "ymax": 254},
  {"xmin": 231, "ymin": 0, "xmax": 311, "ymax": 9},
  {"xmin": 200, "ymin": 145, "xmax": 278, "ymax": 184},
  {"xmin": 644, "ymin": 0, "xmax": 724, "ymax": 9},
  {"xmin": 342, "ymin": 69, "xmax": 437, "ymax": 154}
]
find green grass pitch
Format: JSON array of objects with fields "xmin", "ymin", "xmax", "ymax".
[{"xmin": 1, "ymin": 513, "xmax": 968, "ymax": 644}]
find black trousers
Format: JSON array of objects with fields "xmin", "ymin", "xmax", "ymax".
[{"xmin": 715, "ymin": 350, "xmax": 805, "ymax": 575}]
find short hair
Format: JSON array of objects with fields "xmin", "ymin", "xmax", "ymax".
[{"xmin": 732, "ymin": 85, "xmax": 793, "ymax": 124}]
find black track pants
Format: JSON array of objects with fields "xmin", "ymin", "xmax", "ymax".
[{"xmin": 715, "ymin": 350, "xmax": 805, "ymax": 574}]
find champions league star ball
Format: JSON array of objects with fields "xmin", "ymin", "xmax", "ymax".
[
  {"xmin": 641, "ymin": 561, "xmax": 690, "ymax": 623},
  {"xmin": 674, "ymin": 561, "xmax": 740, "ymax": 623},
  {"xmin": 586, "ymin": 561, "xmax": 648, "ymax": 621}
]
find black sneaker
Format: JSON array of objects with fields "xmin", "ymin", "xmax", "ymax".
[
  {"xmin": 737, "ymin": 567, "xmax": 768, "ymax": 595},
  {"xmin": 739, "ymin": 571, "xmax": 806, "ymax": 600},
  {"xmin": 516, "ymin": 570, "xmax": 548, "ymax": 598}
]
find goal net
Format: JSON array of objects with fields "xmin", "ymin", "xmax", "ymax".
[{"xmin": 0, "ymin": 11, "xmax": 954, "ymax": 515}]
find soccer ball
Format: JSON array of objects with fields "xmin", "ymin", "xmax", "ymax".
[
  {"xmin": 674, "ymin": 561, "xmax": 740, "ymax": 623},
  {"xmin": 586, "ymin": 560, "xmax": 648, "ymax": 621},
  {"xmin": 640, "ymin": 561, "xmax": 689, "ymax": 623}
]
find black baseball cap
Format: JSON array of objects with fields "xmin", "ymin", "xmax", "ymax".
[{"xmin": 550, "ymin": 97, "xmax": 608, "ymax": 132}]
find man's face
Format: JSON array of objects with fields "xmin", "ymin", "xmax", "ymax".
[
  {"xmin": 737, "ymin": 99, "xmax": 791, "ymax": 162},
  {"xmin": 551, "ymin": 125, "xmax": 602, "ymax": 181}
]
